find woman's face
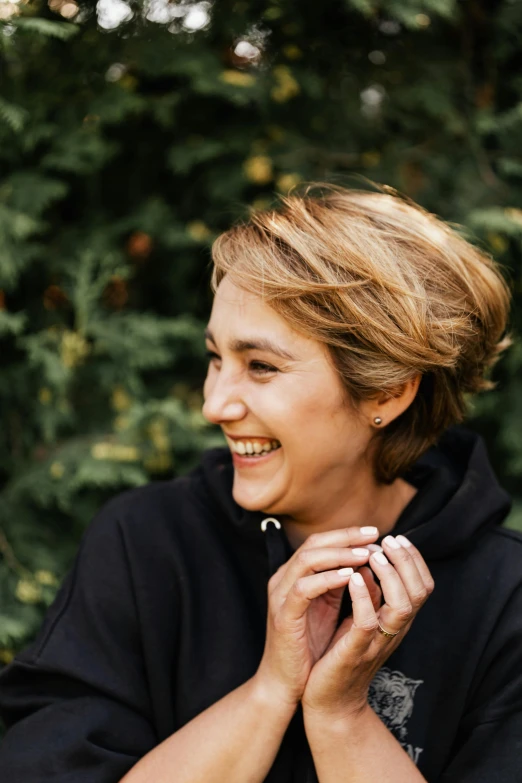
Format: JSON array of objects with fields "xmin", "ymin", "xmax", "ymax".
[{"xmin": 202, "ymin": 276, "xmax": 376, "ymax": 520}]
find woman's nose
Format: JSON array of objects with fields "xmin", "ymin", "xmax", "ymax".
[{"xmin": 202, "ymin": 374, "xmax": 247, "ymax": 424}]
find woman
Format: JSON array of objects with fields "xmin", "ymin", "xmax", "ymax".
[{"xmin": 0, "ymin": 183, "xmax": 521, "ymax": 783}]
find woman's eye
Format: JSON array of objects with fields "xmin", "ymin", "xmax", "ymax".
[
  {"xmin": 205, "ymin": 351, "xmax": 276, "ymax": 375},
  {"xmin": 249, "ymin": 361, "xmax": 277, "ymax": 374}
]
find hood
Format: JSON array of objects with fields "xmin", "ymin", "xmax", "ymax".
[
  {"xmin": 391, "ymin": 425, "xmax": 512, "ymax": 558},
  {"xmin": 201, "ymin": 425, "xmax": 512, "ymax": 569}
]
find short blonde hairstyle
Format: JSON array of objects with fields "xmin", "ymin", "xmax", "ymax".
[{"xmin": 210, "ymin": 182, "xmax": 513, "ymax": 484}]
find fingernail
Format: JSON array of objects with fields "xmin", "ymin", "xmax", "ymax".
[
  {"xmin": 360, "ymin": 526, "xmax": 378, "ymax": 536},
  {"xmin": 396, "ymin": 534, "xmax": 412, "ymax": 548},
  {"xmin": 383, "ymin": 535, "xmax": 401, "ymax": 549},
  {"xmin": 367, "ymin": 544, "xmax": 383, "ymax": 552},
  {"xmin": 351, "ymin": 572, "xmax": 364, "ymax": 585},
  {"xmin": 373, "ymin": 552, "xmax": 388, "ymax": 565},
  {"xmin": 338, "ymin": 567, "xmax": 354, "ymax": 576},
  {"xmin": 352, "ymin": 548, "xmax": 370, "ymax": 557}
]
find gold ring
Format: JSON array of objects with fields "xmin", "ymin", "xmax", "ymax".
[{"xmin": 377, "ymin": 623, "xmax": 399, "ymax": 639}]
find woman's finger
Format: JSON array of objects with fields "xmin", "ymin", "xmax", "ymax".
[
  {"xmin": 280, "ymin": 568, "xmax": 354, "ymax": 622},
  {"xmin": 300, "ymin": 526, "xmax": 379, "ymax": 553},
  {"xmin": 342, "ymin": 571, "xmax": 379, "ymax": 653},
  {"xmin": 395, "ymin": 535, "xmax": 435, "ymax": 594},
  {"xmin": 358, "ymin": 566, "xmax": 382, "ymax": 613},
  {"xmin": 275, "ymin": 546, "xmax": 371, "ymax": 599},
  {"xmin": 367, "ymin": 550, "xmax": 414, "ymax": 635},
  {"xmin": 381, "ymin": 535, "xmax": 430, "ymax": 610}
]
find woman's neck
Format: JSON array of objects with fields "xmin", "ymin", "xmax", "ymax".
[{"xmin": 281, "ymin": 478, "xmax": 418, "ymax": 551}]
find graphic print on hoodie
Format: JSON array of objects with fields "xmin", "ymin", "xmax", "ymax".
[{"xmin": 0, "ymin": 425, "xmax": 522, "ymax": 783}]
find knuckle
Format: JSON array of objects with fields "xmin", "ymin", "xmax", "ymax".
[
  {"xmin": 306, "ymin": 533, "xmax": 321, "ymax": 548},
  {"xmin": 269, "ymin": 562, "xmax": 286, "ymax": 579},
  {"xmin": 357, "ymin": 618, "xmax": 379, "ymax": 633},
  {"xmin": 295, "ymin": 550, "xmax": 311, "ymax": 568},
  {"xmin": 345, "ymin": 527, "xmax": 360, "ymax": 543},
  {"xmin": 291, "ymin": 578, "xmax": 307, "ymax": 599},
  {"xmin": 426, "ymin": 578, "xmax": 435, "ymax": 594},
  {"xmin": 410, "ymin": 588, "xmax": 428, "ymax": 606},
  {"xmin": 395, "ymin": 602, "xmax": 413, "ymax": 621},
  {"xmin": 267, "ymin": 573, "xmax": 283, "ymax": 595},
  {"xmin": 267, "ymin": 573, "xmax": 278, "ymax": 590}
]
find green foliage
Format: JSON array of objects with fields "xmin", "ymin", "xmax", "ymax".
[
  {"xmin": 1, "ymin": 0, "xmax": 522, "ymax": 665},
  {"xmin": 0, "ymin": 98, "xmax": 29, "ymax": 133},
  {"xmin": 11, "ymin": 16, "xmax": 79, "ymax": 39}
]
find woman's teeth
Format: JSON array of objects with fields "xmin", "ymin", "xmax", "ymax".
[{"xmin": 229, "ymin": 439, "xmax": 281, "ymax": 456}]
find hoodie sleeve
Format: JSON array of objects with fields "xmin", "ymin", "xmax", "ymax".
[
  {"xmin": 438, "ymin": 582, "xmax": 522, "ymax": 783},
  {"xmin": 0, "ymin": 496, "xmax": 157, "ymax": 783}
]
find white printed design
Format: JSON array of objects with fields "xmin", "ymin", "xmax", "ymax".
[{"xmin": 368, "ymin": 667, "xmax": 424, "ymax": 764}]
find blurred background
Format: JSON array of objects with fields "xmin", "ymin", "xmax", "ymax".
[{"xmin": 1, "ymin": 0, "xmax": 522, "ymax": 663}]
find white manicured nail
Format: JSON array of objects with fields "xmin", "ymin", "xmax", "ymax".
[
  {"xmin": 367, "ymin": 544, "xmax": 383, "ymax": 552},
  {"xmin": 383, "ymin": 535, "xmax": 401, "ymax": 549},
  {"xmin": 373, "ymin": 552, "xmax": 388, "ymax": 565},
  {"xmin": 351, "ymin": 572, "xmax": 364, "ymax": 585},
  {"xmin": 338, "ymin": 567, "xmax": 354, "ymax": 576},
  {"xmin": 352, "ymin": 548, "xmax": 369, "ymax": 557},
  {"xmin": 396, "ymin": 535, "xmax": 412, "ymax": 548},
  {"xmin": 360, "ymin": 526, "xmax": 378, "ymax": 536}
]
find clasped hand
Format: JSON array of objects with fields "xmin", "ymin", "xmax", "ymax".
[{"xmin": 256, "ymin": 526, "xmax": 434, "ymax": 720}]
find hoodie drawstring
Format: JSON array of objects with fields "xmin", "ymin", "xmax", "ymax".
[{"xmin": 261, "ymin": 517, "xmax": 289, "ymax": 577}]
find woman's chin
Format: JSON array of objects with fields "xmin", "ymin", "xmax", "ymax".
[
  {"xmin": 232, "ymin": 487, "xmax": 269, "ymax": 512},
  {"xmin": 232, "ymin": 480, "xmax": 285, "ymax": 514}
]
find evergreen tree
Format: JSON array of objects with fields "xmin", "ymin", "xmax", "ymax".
[{"xmin": 1, "ymin": 0, "xmax": 522, "ymax": 667}]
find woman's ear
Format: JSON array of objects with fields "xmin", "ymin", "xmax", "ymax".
[{"xmin": 372, "ymin": 374, "xmax": 422, "ymax": 425}]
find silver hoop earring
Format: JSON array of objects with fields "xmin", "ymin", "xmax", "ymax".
[{"xmin": 374, "ymin": 417, "xmax": 383, "ymax": 426}]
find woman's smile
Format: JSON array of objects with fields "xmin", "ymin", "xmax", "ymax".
[
  {"xmin": 224, "ymin": 434, "xmax": 283, "ymax": 468},
  {"xmin": 230, "ymin": 445, "xmax": 282, "ymax": 469}
]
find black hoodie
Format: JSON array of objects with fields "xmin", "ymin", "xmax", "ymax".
[{"xmin": 1, "ymin": 426, "xmax": 522, "ymax": 782}]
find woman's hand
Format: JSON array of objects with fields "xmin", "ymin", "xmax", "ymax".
[
  {"xmin": 301, "ymin": 534, "xmax": 434, "ymax": 719},
  {"xmin": 255, "ymin": 526, "xmax": 381, "ymax": 708}
]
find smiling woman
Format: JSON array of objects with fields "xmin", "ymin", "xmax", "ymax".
[
  {"xmin": 210, "ymin": 183, "xmax": 512, "ymax": 485},
  {"xmin": 1, "ymin": 183, "xmax": 521, "ymax": 783}
]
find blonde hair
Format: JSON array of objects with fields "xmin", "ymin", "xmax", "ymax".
[{"xmin": 210, "ymin": 182, "xmax": 513, "ymax": 484}]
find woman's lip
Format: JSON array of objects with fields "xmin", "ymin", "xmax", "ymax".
[{"xmin": 231, "ymin": 447, "xmax": 282, "ymax": 467}]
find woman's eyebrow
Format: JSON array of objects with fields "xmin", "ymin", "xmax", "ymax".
[{"xmin": 204, "ymin": 328, "xmax": 297, "ymax": 361}]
